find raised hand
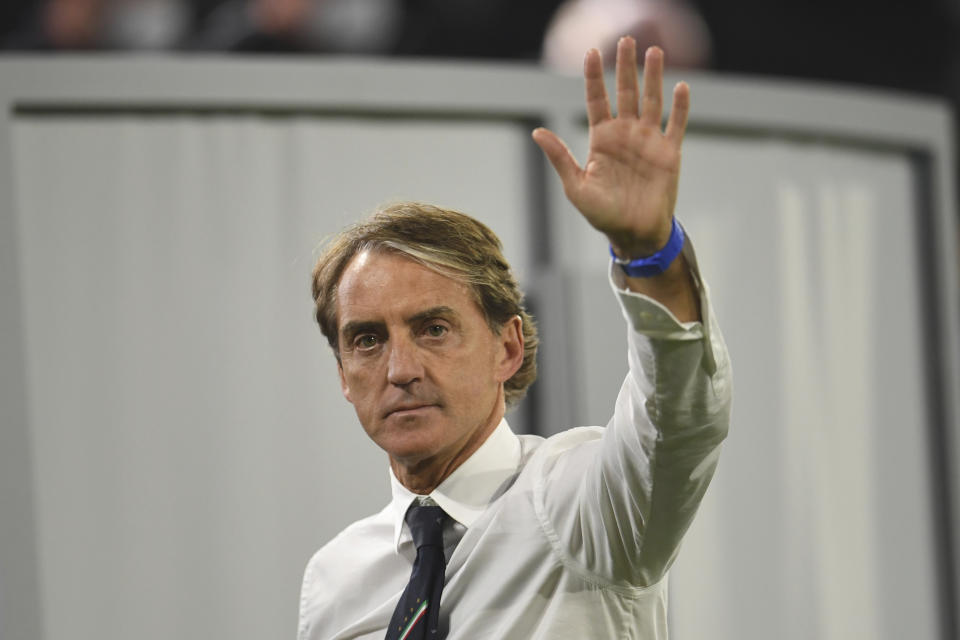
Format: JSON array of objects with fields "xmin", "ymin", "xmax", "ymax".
[{"xmin": 532, "ymin": 37, "xmax": 689, "ymax": 261}]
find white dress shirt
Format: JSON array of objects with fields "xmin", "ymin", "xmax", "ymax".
[{"xmin": 299, "ymin": 252, "xmax": 732, "ymax": 639}]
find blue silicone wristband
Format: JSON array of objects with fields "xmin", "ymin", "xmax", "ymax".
[{"xmin": 609, "ymin": 218, "xmax": 685, "ymax": 278}]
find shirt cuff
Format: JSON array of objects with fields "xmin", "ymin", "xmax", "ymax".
[{"xmin": 608, "ymin": 235, "xmax": 720, "ymax": 375}]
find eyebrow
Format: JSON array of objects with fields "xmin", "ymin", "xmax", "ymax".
[{"xmin": 407, "ymin": 306, "xmax": 458, "ymax": 326}]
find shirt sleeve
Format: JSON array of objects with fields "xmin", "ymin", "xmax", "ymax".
[{"xmin": 534, "ymin": 239, "xmax": 733, "ymax": 589}]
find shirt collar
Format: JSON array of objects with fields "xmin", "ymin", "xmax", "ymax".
[{"xmin": 389, "ymin": 418, "xmax": 521, "ymax": 551}]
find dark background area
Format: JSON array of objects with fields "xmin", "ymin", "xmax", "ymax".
[{"xmin": 2, "ymin": 0, "xmax": 956, "ymax": 102}]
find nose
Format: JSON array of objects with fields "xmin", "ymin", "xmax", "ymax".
[{"xmin": 386, "ymin": 336, "xmax": 423, "ymax": 387}]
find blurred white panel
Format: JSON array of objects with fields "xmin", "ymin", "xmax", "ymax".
[
  {"xmin": 556, "ymin": 129, "xmax": 938, "ymax": 639},
  {"xmin": 12, "ymin": 114, "xmax": 530, "ymax": 640}
]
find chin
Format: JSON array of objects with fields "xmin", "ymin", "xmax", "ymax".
[{"xmin": 376, "ymin": 423, "xmax": 444, "ymax": 463}]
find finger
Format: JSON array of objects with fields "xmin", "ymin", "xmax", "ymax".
[
  {"xmin": 665, "ymin": 81, "xmax": 690, "ymax": 145},
  {"xmin": 584, "ymin": 48, "xmax": 611, "ymax": 126},
  {"xmin": 640, "ymin": 46, "xmax": 664, "ymax": 127},
  {"xmin": 531, "ymin": 127, "xmax": 582, "ymax": 189},
  {"xmin": 616, "ymin": 36, "xmax": 639, "ymax": 119}
]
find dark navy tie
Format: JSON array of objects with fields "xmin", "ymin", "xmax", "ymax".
[{"xmin": 385, "ymin": 505, "xmax": 449, "ymax": 640}]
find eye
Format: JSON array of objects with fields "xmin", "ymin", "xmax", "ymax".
[
  {"xmin": 424, "ymin": 324, "xmax": 447, "ymax": 338},
  {"xmin": 355, "ymin": 334, "xmax": 379, "ymax": 350}
]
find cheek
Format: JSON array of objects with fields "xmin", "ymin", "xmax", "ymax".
[
  {"xmin": 341, "ymin": 365, "xmax": 378, "ymax": 407},
  {"xmin": 448, "ymin": 348, "xmax": 500, "ymax": 396}
]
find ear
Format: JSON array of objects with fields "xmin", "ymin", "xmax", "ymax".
[
  {"xmin": 494, "ymin": 315, "xmax": 525, "ymax": 383},
  {"xmin": 337, "ymin": 361, "xmax": 353, "ymax": 404}
]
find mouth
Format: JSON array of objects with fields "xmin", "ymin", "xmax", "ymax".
[{"xmin": 383, "ymin": 404, "xmax": 439, "ymax": 419}]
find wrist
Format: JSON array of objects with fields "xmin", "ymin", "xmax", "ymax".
[
  {"xmin": 607, "ymin": 216, "xmax": 675, "ymax": 259},
  {"xmin": 609, "ymin": 218, "xmax": 685, "ymax": 278}
]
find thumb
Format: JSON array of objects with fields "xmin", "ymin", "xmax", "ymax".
[{"xmin": 532, "ymin": 128, "xmax": 582, "ymax": 190}]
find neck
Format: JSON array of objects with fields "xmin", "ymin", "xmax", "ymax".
[{"xmin": 390, "ymin": 396, "xmax": 504, "ymax": 495}]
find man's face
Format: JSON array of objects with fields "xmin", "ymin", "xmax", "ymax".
[{"xmin": 335, "ymin": 250, "xmax": 522, "ymax": 469}]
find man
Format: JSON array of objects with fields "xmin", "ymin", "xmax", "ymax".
[{"xmin": 300, "ymin": 36, "xmax": 731, "ymax": 639}]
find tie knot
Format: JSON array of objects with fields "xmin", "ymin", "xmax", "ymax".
[{"xmin": 405, "ymin": 505, "xmax": 447, "ymax": 550}]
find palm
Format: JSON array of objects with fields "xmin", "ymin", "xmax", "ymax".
[
  {"xmin": 578, "ymin": 117, "xmax": 681, "ymax": 247},
  {"xmin": 533, "ymin": 40, "xmax": 689, "ymax": 258}
]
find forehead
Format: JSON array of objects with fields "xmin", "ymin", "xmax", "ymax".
[{"xmin": 335, "ymin": 250, "xmax": 479, "ymax": 325}]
